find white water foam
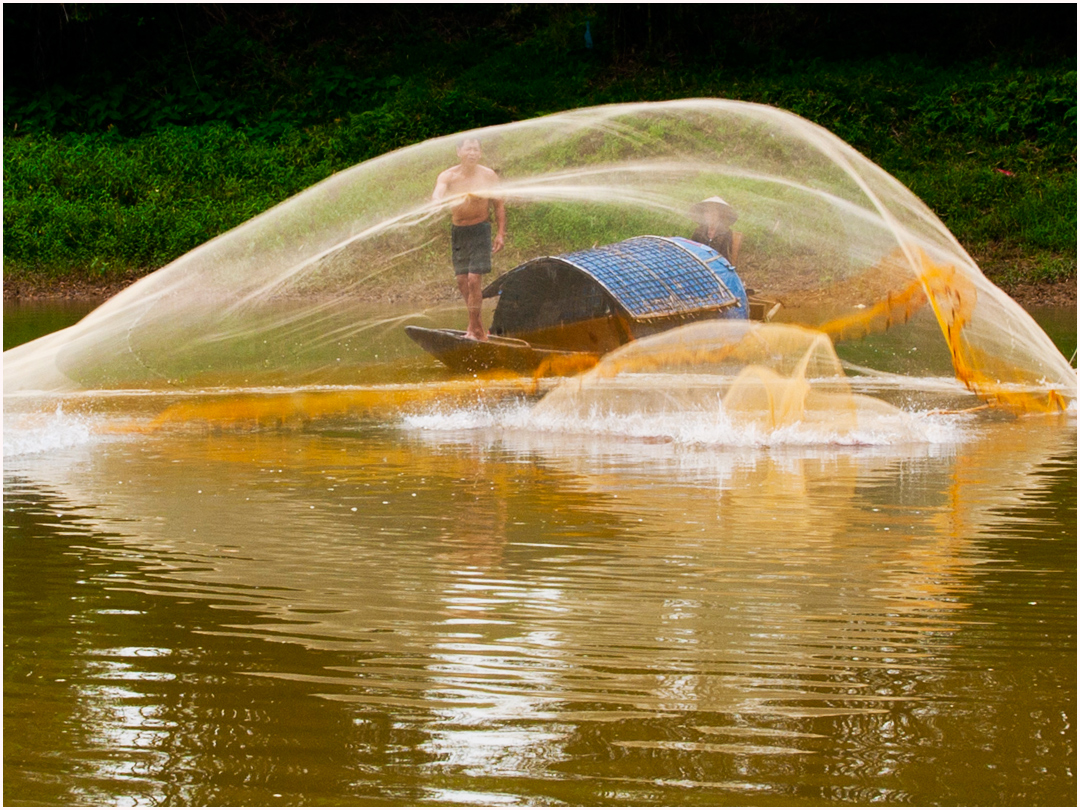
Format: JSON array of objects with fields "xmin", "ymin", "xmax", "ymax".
[
  {"xmin": 402, "ymin": 399, "xmax": 968, "ymax": 449},
  {"xmin": 3, "ymin": 405, "xmax": 96, "ymax": 459}
]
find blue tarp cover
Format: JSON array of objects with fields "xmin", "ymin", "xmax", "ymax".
[{"xmin": 557, "ymin": 236, "xmax": 737, "ymax": 320}]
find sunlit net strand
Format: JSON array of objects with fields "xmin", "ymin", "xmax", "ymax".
[
  {"xmin": 194, "ymin": 179, "xmax": 706, "ymax": 355},
  {"xmin": 224, "ymin": 162, "xmax": 954, "ymax": 345},
  {"xmin": 221, "ymin": 209, "xmax": 448, "ymax": 315},
  {"xmin": 498, "ymin": 163, "xmax": 944, "ymax": 246},
  {"xmin": 221, "ymin": 165, "xmax": 706, "ymax": 315},
  {"xmin": 795, "ymin": 110, "xmax": 963, "ymax": 253},
  {"xmin": 191, "ymin": 172, "xmax": 712, "ymax": 348}
]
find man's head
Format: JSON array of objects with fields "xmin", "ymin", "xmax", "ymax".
[
  {"xmin": 457, "ymin": 138, "xmax": 482, "ymax": 165},
  {"xmin": 691, "ymin": 197, "xmax": 738, "ymax": 228}
]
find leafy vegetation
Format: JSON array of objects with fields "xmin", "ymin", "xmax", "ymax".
[{"xmin": 3, "ymin": 5, "xmax": 1075, "ymax": 288}]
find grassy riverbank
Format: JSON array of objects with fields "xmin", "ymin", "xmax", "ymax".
[{"xmin": 3, "ymin": 6, "xmax": 1075, "ymax": 300}]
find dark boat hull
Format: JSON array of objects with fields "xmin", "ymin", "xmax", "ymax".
[{"xmin": 404, "ymin": 326, "xmax": 597, "ymax": 374}]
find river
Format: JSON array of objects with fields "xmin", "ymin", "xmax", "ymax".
[{"xmin": 3, "ymin": 302, "xmax": 1076, "ymax": 806}]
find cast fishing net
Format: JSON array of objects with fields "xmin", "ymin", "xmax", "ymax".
[{"xmin": 4, "ymin": 99, "xmax": 1074, "ymax": 424}]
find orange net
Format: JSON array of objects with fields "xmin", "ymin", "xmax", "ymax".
[
  {"xmin": 817, "ymin": 248, "xmax": 1070, "ymax": 414},
  {"xmin": 918, "ymin": 255, "xmax": 1068, "ymax": 413}
]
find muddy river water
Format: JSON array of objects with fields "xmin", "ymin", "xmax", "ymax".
[{"xmin": 3, "ymin": 303, "xmax": 1076, "ymax": 806}]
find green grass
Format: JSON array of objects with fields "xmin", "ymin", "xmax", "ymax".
[{"xmin": 4, "ymin": 50, "xmax": 1075, "ymax": 288}]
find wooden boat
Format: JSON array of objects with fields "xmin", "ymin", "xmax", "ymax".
[{"xmin": 405, "ymin": 235, "xmax": 776, "ymax": 374}]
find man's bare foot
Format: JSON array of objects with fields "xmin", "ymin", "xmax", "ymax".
[{"xmin": 464, "ymin": 330, "xmax": 488, "ymax": 342}]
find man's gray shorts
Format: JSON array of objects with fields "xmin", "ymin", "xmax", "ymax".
[{"xmin": 451, "ymin": 222, "xmax": 492, "ymax": 275}]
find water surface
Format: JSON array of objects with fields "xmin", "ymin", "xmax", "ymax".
[
  {"xmin": 3, "ymin": 299, "xmax": 105, "ymax": 351},
  {"xmin": 4, "ymin": 304, "xmax": 1076, "ymax": 806}
]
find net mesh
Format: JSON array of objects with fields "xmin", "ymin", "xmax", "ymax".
[{"xmin": 3, "ymin": 99, "xmax": 1073, "ymax": 421}]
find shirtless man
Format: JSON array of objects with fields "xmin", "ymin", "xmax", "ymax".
[{"xmin": 432, "ymin": 138, "xmax": 506, "ymax": 341}]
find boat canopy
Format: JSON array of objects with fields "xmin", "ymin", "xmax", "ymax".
[{"xmin": 483, "ymin": 236, "xmax": 744, "ymax": 323}]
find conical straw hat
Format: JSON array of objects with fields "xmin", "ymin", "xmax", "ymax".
[{"xmin": 690, "ymin": 196, "xmax": 738, "ymax": 224}]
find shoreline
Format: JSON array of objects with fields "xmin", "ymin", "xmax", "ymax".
[{"xmin": 4, "ymin": 274, "xmax": 1077, "ymax": 309}]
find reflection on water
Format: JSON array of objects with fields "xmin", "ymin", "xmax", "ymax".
[{"xmin": 4, "ymin": 407, "xmax": 1075, "ymax": 805}]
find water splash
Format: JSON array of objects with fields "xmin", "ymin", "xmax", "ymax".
[
  {"xmin": 404, "ymin": 322, "xmax": 971, "ymax": 448},
  {"xmin": 405, "ymin": 401, "xmax": 966, "ymax": 448},
  {"xmin": 4, "ymin": 100, "xmax": 1074, "ymax": 432},
  {"xmin": 3, "ymin": 404, "xmax": 94, "ymax": 458}
]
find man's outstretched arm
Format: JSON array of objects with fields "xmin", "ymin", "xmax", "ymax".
[{"xmin": 432, "ymin": 170, "xmax": 451, "ymax": 202}]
